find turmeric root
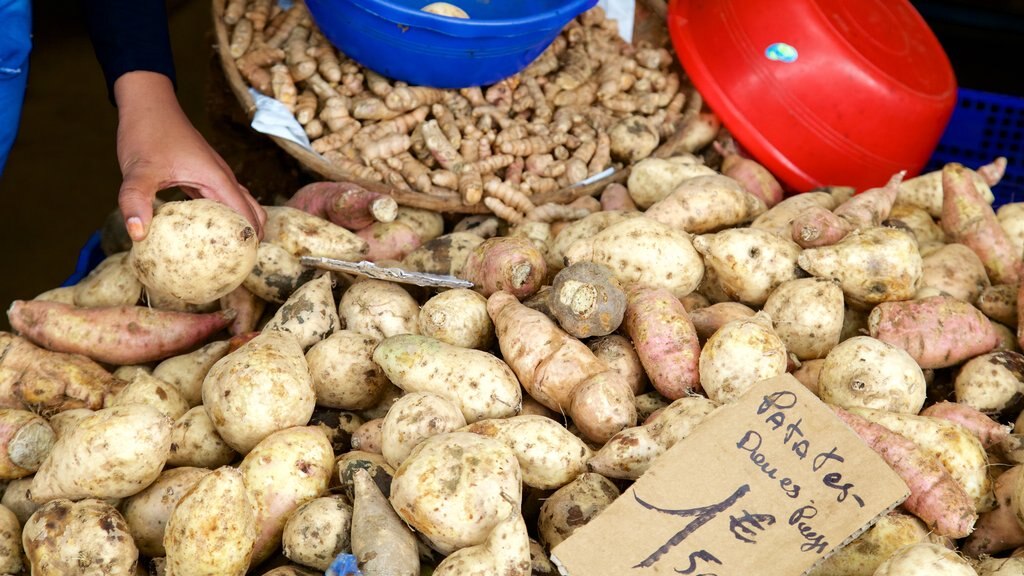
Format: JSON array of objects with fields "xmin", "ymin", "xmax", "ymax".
[
  {"xmin": 228, "ymin": 18, "xmax": 254, "ymax": 59},
  {"xmin": 385, "ymin": 86, "xmax": 446, "ymax": 112},
  {"xmin": 245, "ymin": 0, "xmax": 272, "ymax": 31},
  {"xmin": 270, "ymin": 64, "xmax": 297, "ymax": 111}
]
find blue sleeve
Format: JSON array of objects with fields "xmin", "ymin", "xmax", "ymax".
[
  {"xmin": 83, "ymin": 0, "xmax": 178, "ymax": 103},
  {"xmin": 0, "ymin": 0, "xmax": 31, "ymax": 175}
]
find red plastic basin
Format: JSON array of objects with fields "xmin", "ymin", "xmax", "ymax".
[{"xmin": 667, "ymin": 0, "xmax": 958, "ymax": 191}]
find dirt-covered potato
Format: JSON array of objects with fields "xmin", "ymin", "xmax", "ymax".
[
  {"xmin": 282, "ymin": 495, "xmax": 352, "ymax": 571},
  {"xmin": 243, "ymin": 242, "xmax": 318, "ymax": 304},
  {"xmin": 698, "ymin": 312, "xmax": 788, "ymax": 404},
  {"xmin": 30, "ymin": 404, "xmax": 172, "ymax": 503},
  {"xmin": 165, "ymin": 406, "xmax": 238, "ymax": 469},
  {"xmin": 163, "ymin": 466, "xmax": 257, "ymax": 576},
  {"xmin": 73, "ymin": 252, "xmax": 143, "ymax": 308},
  {"xmin": 338, "ymin": 279, "xmax": 420, "ymax": 339},
  {"xmin": 626, "ymin": 154, "xmax": 717, "ymax": 209},
  {"xmin": 352, "ymin": 468, "xmax": 419, "ymax": 575},
  {"xmin": 462, "ymin": 415, "xmax": 592, "ymax": 490},
  {"xmin": 381, "ymin": 392, "xmax": 466, "ymax": 468},
  {"xmin": 202, "ymin": 330, "xmax": 316, "ymax": 454},
  {"xmin": 107, "ymin": 371, "xmax": 189, "ymax": 420},
  {"xmin": 762, "ymin": 277, "xmax": 844, "ymax": 360},
  {"xmin": 263, "ymin": 274, "xmax": 340, "ymax": 350},
  {"xmin": 130, "ymin": 199, "xmax": 258, "ymax": 305},
  {"xmin": 390, "ymin": 432, "xmax": 522, "ymax": 555},
  {"xmin": 919, "ymin": 243, "xmax": 991, "ymax": 304},
  {"xmin": 0, "ymin": 504, "xmax": 23, "ymax": 575},
  {"xmin": 692, "ymin": 228, "xmax": 802, "ymax": 307},
  {"xmin": 646, "ymin": 174, "xmax": 766, "ymax": 234},
  {"xmin": 306, "ymin": 330, "xmax": 389, "ymax": 410},
  {"xmin": 152, "ymin": 340, "xmax": 230, "ymax": 407},
  {"xmin": 401, "ymin": 231, "xmax": 485, "ymax": 276},
  {"xmin": 350, "ymin": 418, "xmax": 384, "ymax": 454},
  {"xmin": 608, "ymin": 116, "xmax": 659, "ymax": 163},
  {"xmin": 564, "ymin": 217, "xmax": 704, "ymax": 299},
  {"xmin": 23, "ymin": 498, "xmax": 137, "ymax": 575},
  {"xmin": 750, "ymin": 191, "xmax": 837, "ymax": 238},
  {"xmin": 538, "ymin": 472, "xmax": 620, "ymax": 550},
  {"xmin": 239, "ymin": 426, "xmax": 334, "ymax": 565},
  {"xmin": 547, "ymin": 210, "xmax": 641, "ymax": 273},
  {"xmin": 955, "ymin": 350, "xmax": 1024, "ymax": 417},
  {"xmin": 418, "ymin": 289, "xmax": 494, "ymax": 350},
  {"xmin": 547, "ymin": 262, "xmax": 626, "ymax": 339},
  {"xmin": 818, "ymin": 336, "xmax": 927, "ymax": 414},
  {"xmin": 263, "ymin": 205, "xmax": 369, "ymax": 261},
  {"xmin": 121, "ymin": 466, "xmax": 210, "ymax": 558}
]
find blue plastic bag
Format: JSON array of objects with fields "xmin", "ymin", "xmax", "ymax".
[{"xmin": 326, "ymin": 553, "xmax": 362, "ymax": 576}]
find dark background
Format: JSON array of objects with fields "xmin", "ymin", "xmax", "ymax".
[{"xmin": 0, "ymin": 0, "xmax": 1022, "ymax": 329}]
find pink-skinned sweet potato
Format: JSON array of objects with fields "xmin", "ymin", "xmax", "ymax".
[
  {"xmin": 868, "ymin": 295, "xmax": 998, "ymax": 369},
  {"xmin": 463, "ymin": 237, "xmax": 547, "ymax": 299},
  {"xmin": 716, "ymin": 143, "xmax": 784, "ymax": 208},
  {"xmin": 599, "ymin": 183, "xmax": 638, "ymax": 212},
  {"xmin": 963, "ymin": 465, "xmax": 1024, "ymax": 557},
  {"xmin": 942, "ymin": 162, "xmax": 1021, "ymax": 285},
  {"xmin": 286, "ymin": 181, "xmax": 398, "ymax": 230},
  {"xmin": 832, "ymin": 406, "xmax": 977, "ymax": 538},
  {"xmin": 622, "ymin": 285, "xmax": 700, "ymax": 399},
  {"xmin": 919, "ymin": 401, "xmax": 1012, "ymax": 450},
  {"xmin": 355, "ymin": 220, "xmax": 423, "ymax": 262},
  {"xmin": 219, "ymin": 285, "xmax": 266, "ymax": 336},
  {"xmin": 686, "ymin": 302, "xmax": 756, "ymax": 341},
  {"xmin": 833, "ymin": 171, "xmax": 905, "ymax": 230},
  {"xmin": 791, "ymin": 206, "xmax": 853, "ymax": 248},
  {"xmin": 7, "ymin": 300, "xmax": 234, "ymax": 365}
]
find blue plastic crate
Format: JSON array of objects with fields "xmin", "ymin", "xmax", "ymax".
[
  {"xmin": 61, "ymin": 231, "xmax": 105, "ymax": 287},
  {"xmin": 924, "ymin": 87, "xmax": 1024, "ymax": 208}
]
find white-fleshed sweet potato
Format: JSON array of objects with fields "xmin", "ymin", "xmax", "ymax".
[
  {"xmin": 305, "ymin": 330, "xmax": 389, "ymax": 410},
  {"xmin": 626, "ymin": 154, "xmax": 716, "ymax": 209},
  {"xmin": 381, "ymin": 392, "xmax": 466, "ymax": 468},
  {"xmin": 23, "ymin": 498, "xmax": 137, "ymax": 575},
  {"xmin": 107, "ymin": 371, "xmax": 189, "ymax": 421},
  {"xmin": 263, "ymin": 274, "xmax": 340, "ymax": 350},
  {"xmin": 538, "ymin": 472, "xmax": 620, "ymax": 550},
  {"xmin": 872, "ymin": 542, "xmax": 978, "ymax": 576},
  {"xmin": 692, "ymin": 228, "xmax": 802, "ymax": 307},
  {"xmin": 165, "ymin": 406, "xmax": 238, "ymax": 469},
  {"xmin": 0, "ymin": 409, "xmax": 55, "ymax": 480},
  {"xmin": 645, "ymin": 174, "xmax": 766, "ymax": 234},
  {"xmin": 418, "ymin": 288, "xmax": 494, "ymax": 350},
  {"xmin": 121, "ymin": 466, "xmax": 211, "ymax": 558},
  {"xmin": 351, "ymin": 468, "xmax": 419, "ymax": 576},
  {"xmin": 73, "ymin": 252, "xmax": 143, "ymax": 308},
  {"xmin": 588, "ymin": 334, "xmax": 648, "ymax": 395},
  {"xmin": 919, "ymin": 243, "xmax": 991, "ymax": 304},
  {"xmin": 699, "ymin": 311, "xmax": 788, "ymax": 404},
  {"xmin": 282, "ymin": 495, "xmax": 352, "ymax": 571},
  {"xmin": 389, "ymin": 432, "xmax": 521, "ymax": 555},
  {"xmin": 806, "ymin": 512, "xmax": 941, "ymax": 576},
  {"xmin": 434, "ymin": 509, "xmax": 531, "ymax": 576},
  {"xmin": 763, "ymin": 277, "xmax": 845, "ymax": 360},
  {"xmin": 263, "ymin": 205, "xmax": 369, "ymax": 261},
  {"xmin": 0, "ymin": 504, "xmax": 22, "ymax": 575},
  {"xmin": 338, "ymin": 279, "xmax": 420, "ymax": 339},
  {"xmin": 547, "ymin": 210, "xmax": 641, "ymax": 273},
  {"xmin": 818, "ymin": 336, "xmax": 927, "ymax": 415},
  {"xmin": 243, "ymin": 242, "xmax": 318, "ymax": 304},
  {"xmin": 750, "ymin": 191, "xmax": 837, "ymax": 238},
  {"xmin": 350, "ymin": 417, "xmax": 384, "ymax": 454},
  {"xmin": 202, "ymin": 330, "xmax": 316, "ymax": 454},
  {"xmin": 954, "ymin": 350, "xmax": 1024, "ymax": 417},
  {"xmin": 152, "ymin": 340, "xmax": 230, "ymax": 408}
]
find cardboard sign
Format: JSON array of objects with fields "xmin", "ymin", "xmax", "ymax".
[{"xmin": 551, "ymin": 375, "xmax": 909, "ymax": 576}]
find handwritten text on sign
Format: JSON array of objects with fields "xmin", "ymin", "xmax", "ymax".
[{"xmin": 551, "ymin": 375, "xmax": 909, "ymax": 576}]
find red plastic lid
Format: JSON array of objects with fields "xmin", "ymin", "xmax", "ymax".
[{"xmin": 667, "ymin": 0, "xmax": 958, "ymax": 191}]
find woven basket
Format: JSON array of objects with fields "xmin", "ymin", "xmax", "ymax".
[{"xmin": 211, "ymin": 0, "xmax": 692, "ymax": 214}]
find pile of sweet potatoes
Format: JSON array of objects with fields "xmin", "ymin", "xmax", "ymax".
[{"xmin": 1, "ymin": 12, "xmax": 1022, "ymax": 576}]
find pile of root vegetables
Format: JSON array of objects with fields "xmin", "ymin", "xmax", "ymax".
[
  {"xmin": 222, "ymin": 2, "xmax": 709, "ymax": 213},
  {"xmin": 3, "ymin": 132, "xmax": 1024, "ymax": 574}
]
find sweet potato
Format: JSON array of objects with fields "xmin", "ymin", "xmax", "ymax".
[
  {"xmin": 832, "ymin": 407, "xmax": 976, "ymax": 538},
  {"xmin": 390, "ymin": 432, "xmax": 521, "ymax": 555},
  {"xmin": 693, "ymin": 228, "xmax": 803, "ymax": 307},
  {"xmin": 846, "ymin": 406, "xmax": 993, "ymax": 512},
  {"xmin": 798, "ymin": 226, "xmax": 923, "ymax": 309},
  {"xmin": 645, "ymin": 174, "xmax": 766, "ymax": 234},
  {"xmin": 23, "ymin": 498, "xmax": 138, "ymax": 576},
  {"xmin": 818, "ymin": 336, "xmax": 927, "ymax": 414},
  {"xmin": 0, "ymin": 409, "xmax": 55, "ymax": 480},
  {"xmin": 919, "ymin": 243, "xmax": 992, "ymax": 304},
  {"xmin": 73, "ymin": 252, "xmax": 143, "ymax": 308},
  {"xmin": 129, "ymin": 199, "xmax": 258, "ymax": 304},
  {"xmin": 942, "ymin": 162, "xmax": 1021, "ymax": 285},
  {"xmin": 549, "ymin": 262, "xmax": 626, "ymax": 338},
  {"xmin": 418, "ymin": 288, "xmax": 494, "ymax": 350},
  {"xmin": 350, "ymin": 417, "xmax": 384, "ymax": 454},
  {"xmin": 998, "ymin": 202, "xmax": 1024, "ymax": 259},
  {"xmin": 373, "ymin": 334, "xmax": 521, "ymax": 423},
  {"xmin": 699, "ymin": 311, "xmax": 788, "ymax": 404},
  {"xmin": 488, "ymin": 291, "xmax": 636, "ymax": 443},
  {"xmin": 381, "ymin": 392, "xmax": 466, "ymax": 468},
  {"xmin": 335, "ymin": 450, "xmax": 394, "ymax": 503},
  {"xmin": 462, "ymin": 415, "xmax": 592, "ymax": 490},
  {"xmin": 538, "ymin": 472, "xmax": 620, "ymax": 550},
  {"xmin": 791, "ymin": 205, "xmax": 853, "ymax": 248},
  {"xmin": 351, "ymin": 468, "xmax": 419, "ymax": 576},
  {"xmin": 0, "ymin": 504, "xmax": 23, "ymax": 575},
  {"xmin": 588, "ymin": 395, "xmax": 718, "ymax": 479},
  {"xmin": 622, "ymin": 285, "xmax": 700, "ymax": 399},
  {"xmin": 976, "ymin": 557, "xmax": 1024, "ymax": 576},
  {"xmin": 563, "ymin": 216, "xmax": 704, "ymax": 299},
  {"xmin": 832, "ymin": 171, "xmax": 905, "ymax": 231},
  {"xmin": 7, "ymin": 300, "xmax": 234, "ymax": 365},
  {"xmin": 306, "ymin": 330, "xmax": 388, "ymax": 410},
  {"xmin": 400, "ymin": 231, "xmax": 485, "ymax": 276},
  {"xmin": 763, "ymin": 277, "xmax": 845, "ymax": 360},
  {"xmin": 899, "ymin": 161, "xmax": 998, "ymax": 217},
  {"xmin": 152, "ymin": 340, "xmax": 230, "ymax": 408},
  {"xmin": 355, "ymin": 220, "xmax": 423, "ymax": 262},
  {"xmin": 239, "ymin": 426, "xmax": 334, "ymax": 564},
  {"xmin": 462, "ymin": 236, "xmax": 547, "ymax": 299},
  {"xmin": 868, "ymin": 295, "xmax": 998, "ymax": 369},
  {"xmin": 805, "ymin": 512, "xmax": 939, "ymax": 576},
  {"xmin": 588, "ymin": 334, "xmax": 648, "ymax": 395},
  {"xmin": 392, "ymin": 206, "xmax": 445, "ymax": 243},
  {"xmin": 337, "ymin": 279, "xmax": 420, "ymax": 339},
  {"xmin": 282, "ymin": 496, "xmax": 352, "ymax": 571},
  {"xmin": 626, "ymin": 154, "xmax": 717, "ymax": 209},
  {"xmin": 718, "ymin": 147, "xmax": 784, "ymax": 208},
  {"xmin": 978, "ymin": 283, "xmax": 1019, "ymax": 327},
  {"xmin": 434, "ymin": 509, "xmax": 531, "ymax": 576},
  {"xmin": 962, "ymin": 466, "xmax": 1024, "ymax": 557},
  {"xmin": 46, "ymin": 408, "xmax": 93, "ymax": 440},
  {"xmin": 263, "ymin": 205, "xmax": 369, "ymax": 261},
  {"xmin": 219, "ymin": 284, "xmax": 266, "ymax": 335},
  {"xmin": 600, "ymin": 182, "xmax": 638, "ymax": 211},
  {"xmin": 751, "ymin": 191, "xmax": 837, "ymax": 238},
  {"xmin": 243, "ymin": 241, "xmax": 318, "ymax": 304},
  {"xmin": 286, "ymin": 181, "xmax": 397, "ymax": 230},
  {"xmin": 920, "ymin": 401, "xmax": 1011, "ymax": 450},
  {"xmin": 685, "ymin": 301, "xmax": 756, "ymax": 341},
  {"xmin": 547, "ymin": 210, "xmax": 641, "ymax": 273},
  {"xmin": 30, "ymin": 404, "xmax": 172, "ymax": 503},
  {"xmin": 107, "ymin": 371, "xmax": 189, "ymax": 420},
  {"xmin": 263, "ymin": 274, "xmax": 340, "ymax": 349},
  {"xmin": 955, "ymin": 350, "xmax": 1024, "ymax": 417},
  {"xmin": 165, "ymin": 406, "xmax": 237, "ymax": 469},
  {"xmin": 887, "ymin": 203, "xmax": 947, "ymax": 246},
  {"xmin": 121, "ymin": 466, "xmax": 211, "ymax": 558},
  {"xmin": 163, "ymin": 466, "xmax": 257, "ymax": 576},
  {"xmin": 871, "ymin": 542, "xmax": 977, "ymax": 576},
  {"xmin": 32, "ymin": 285, "xmax": 76, "ymax": 304},
  {"xmin": 1, "ymin": 477, "xmax": 37, "ymax": 527},
  {"xmin": 142, "ymin": 284, "xmax": 220, "ymax": 314},
  {"xmin": 202, "ymin": 330, "xmax": 316, "ymax": 454}
]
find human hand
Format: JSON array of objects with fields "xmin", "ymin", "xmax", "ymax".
[{"xmin": 113, "ymin": 71, "xmax": 266, "ymax": 242}]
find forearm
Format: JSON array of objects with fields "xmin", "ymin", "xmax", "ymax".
[
  {"xmin": 83, "ymin": 0, "xmax": 177, "ymax": 102},
  {"xmin": 113, "ymin": 71, "xmax": 185, "ymax": 128}
]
